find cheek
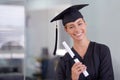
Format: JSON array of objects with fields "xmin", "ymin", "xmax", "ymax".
[
  {"xmin": 81, "ymin": 25, "xmax": 86, "ymax": 31},
  {"xmin": 65, "ymin": 29, "xmax": 72, "ymax": 35},
  {"xmin": 83, "ymin": 28, "xmax": 87, "ymax": 35}
]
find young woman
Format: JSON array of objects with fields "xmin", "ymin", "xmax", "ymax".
[{"xmin": 51, "ymin": 4, "xmax": 114, "ymax": 80}]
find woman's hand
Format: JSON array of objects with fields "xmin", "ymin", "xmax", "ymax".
[{"xmin": 71, "ymin": 62, "xmax": 87, "ymax": 80}]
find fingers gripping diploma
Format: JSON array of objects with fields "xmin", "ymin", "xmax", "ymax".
[
  {"xmin": 62, "ymin": 41, "xmax": 89, "ymax": 78},
  {"xmin": 71, "ymin": 62, "xmax": 87, "ymax": 80}
]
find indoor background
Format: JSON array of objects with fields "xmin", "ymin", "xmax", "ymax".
[
  {"xmin": 26, "ymin": 0, "xmax": 120, "ymax": 80},
  {"xmin": 0, "ymin": 0, "xmax": 120, "ymax": 80}
]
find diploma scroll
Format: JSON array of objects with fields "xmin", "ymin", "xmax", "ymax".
[{"xmin": 62, "ymin": 41, "xmax": 89, "ymax": 77}]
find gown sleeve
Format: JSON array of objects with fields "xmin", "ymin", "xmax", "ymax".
[
  {"xmin": 55, "ymin": 55, "xmax": 72, "ymax": 80},
  {"xmin": 56, "ymin": 57, "xmax": 66, "ymax": 80},
  {"xmin": 98, "ymin": 45, "xmax": 114, "ymax": 80}
]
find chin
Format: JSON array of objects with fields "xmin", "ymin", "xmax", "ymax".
[
  {"xmin": 77, "ymin": 39, "xmax": 83, "ymax": 41},
  {"xmin": 76, "ymin": 36, "xmax": 85, "ymax": 41},
  {"xmin": 73, "ymin": 37, "xmax": 83, "ymax": 41}
]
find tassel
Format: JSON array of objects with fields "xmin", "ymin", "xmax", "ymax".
[{"xmin": 53, "ymin": 22, "xmax": 58, "ymax": 55}]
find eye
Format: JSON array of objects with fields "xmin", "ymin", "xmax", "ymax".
[
  {"xmin": 78, "ymin": 23, "xmax": 83, "ymax": 26},
  {"xmin": 69, "ymin": 26, "xmax": 74, "ymax": 29},
  {"xmin": 67, "ymin": 25, "xmax": 74, "ymax": 29}
]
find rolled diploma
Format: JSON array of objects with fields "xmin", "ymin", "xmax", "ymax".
[{"xmin": 62, "ymin": 41, "xmax": 89, "ymax": 77}]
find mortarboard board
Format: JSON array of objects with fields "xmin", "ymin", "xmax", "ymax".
[
  {"xmin": 50, "ymin": 4, "xmax": 89, "ymax": 55},
  {"xmin": 51, "ymin": 4, "xmax": 89, "ymax": 26}
]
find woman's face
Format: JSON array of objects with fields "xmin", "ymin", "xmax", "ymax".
[{"xmin": 65, "ymin": 18, "xmax": 87, "ymax": 41}]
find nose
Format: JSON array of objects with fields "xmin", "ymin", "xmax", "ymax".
[{"xmin": 74, "ymin": 26, "xmax": 80, "ymax": 33}]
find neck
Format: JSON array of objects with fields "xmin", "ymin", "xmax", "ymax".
[
  {"xmin": 73, "ymin": 38, "xmax": 90, "ymax": 48},
  {"xmin": 73, "ymin": 38, "xmax": 90, "ymax": 58}
]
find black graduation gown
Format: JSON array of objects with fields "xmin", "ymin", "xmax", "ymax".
[{"xmin": 56, "ymin": 41, "xmax": 114, "ymax": 80}]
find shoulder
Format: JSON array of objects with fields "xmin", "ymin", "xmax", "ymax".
[
  {"xmin": 57, "ymin": 52, "xmax": 73, "ymax": 68},
  {"xmin": 92, "ymin": 41, "xmax": 111, "ymax": 59},
  {"xmin": 92, "ymin": 41, "xmax": 109, "ymax": 49},
  {"xmin": 59, "ymin": 53, "xmax": 71, "ymax": 62},
  {"xmin": 95, "ymin": 42, "xmax": 110, "ymax": 52},
  {"xmin": 91, "ymin": 41, "xmax": 110, "ymax": 52}
]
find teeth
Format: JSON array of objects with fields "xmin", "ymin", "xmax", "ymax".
[{"xmin": 75, "ymin": 33, "xmax": 82, "ymax": 36}]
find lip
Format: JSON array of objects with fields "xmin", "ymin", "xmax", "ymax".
[{"xmin": 74, "ymin": 33, "xmax": 82, "ymax": 37}]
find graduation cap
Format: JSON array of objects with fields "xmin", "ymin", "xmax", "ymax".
[{"xmin": 50, "ymin": 4, "xmax": 89, "ymax": 55}]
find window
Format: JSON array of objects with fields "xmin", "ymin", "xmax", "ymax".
[{"xmin": 0, "ymin": 5, "xmax": 25, "ymax": 75}]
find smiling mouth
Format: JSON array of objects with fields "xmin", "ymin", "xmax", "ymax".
[{"xmin": 74, "ymin": 33, "xmax": 82, "ymax": 37}]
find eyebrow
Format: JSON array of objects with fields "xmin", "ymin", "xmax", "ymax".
[
  {"xmin": 77, "ymin": 19, "xmax": 83, "ymax": 22},
  {"xmin": 77, "ymin": 19, "xmax": 85, "ymax": 23},
  {"xmin": 67, "ymin": 24, "xmax": 74, "ymax": 27}
]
